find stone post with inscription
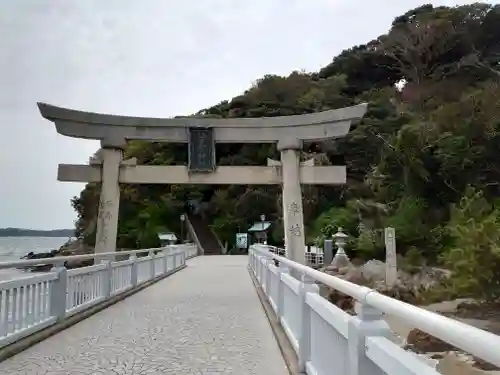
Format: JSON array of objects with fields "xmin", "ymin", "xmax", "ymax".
[
  {"xmin": 95, "ymin": 143, "xmax": 124, "ymax": 255},
  {"xmin": 384, "ymin": 227, "xmax": 397, "ymax": 288},
  {"xmin": 278, "ymin": 138, "xmax": 306, "ymax": 268}
]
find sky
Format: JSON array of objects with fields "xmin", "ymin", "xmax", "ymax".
[{"xmin": 0, "ymin": 0, "xmax": 494, "ymax": 230}]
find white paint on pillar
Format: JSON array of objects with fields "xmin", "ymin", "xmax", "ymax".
[
  {"xmin": 278, "ymin": 139, "xmax": 306, "ymax": 268},
  {"xmin": 95, "ymin": 148, "xmax": 123, "ymax": 254},
  {"xmin": 384, "ymin": 227, "xmax": 397, "ymax": 287}
]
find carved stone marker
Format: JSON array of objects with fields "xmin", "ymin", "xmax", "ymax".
[
  {"xmin": 188, "ymin": 127, "xmax": 215, "ymax": 172},
  {"xmin": 323, "ymin": 239, "xmax": 334, "ymax": 265},
  {"xmin": 384, "ymin": 227, "xmax": 397, "ymax": 287}
]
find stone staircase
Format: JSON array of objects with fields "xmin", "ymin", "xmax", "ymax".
[{"xmin": 186, "ymin": 213, "xmax": 223, "ymax": 255}]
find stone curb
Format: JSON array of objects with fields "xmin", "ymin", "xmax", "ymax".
[
  {"xmin": 248, "ymin": 267, "xmax": 301, "ymax": 375},
  {"xmin": 0, "ymin": 264, "xmax": 187, "ymax": 362}
]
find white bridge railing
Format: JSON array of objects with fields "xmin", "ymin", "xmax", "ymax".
[
  {"xmin": 0, "ymin": 243, "xmax": 197, "ymax": 349},
  {"xmin": 267, "ymin": 245, "xmax": 324, "ymax": 267},
  {"xmin": 249, "ymin": 244, "xmax": 500, "ymax": 375}
]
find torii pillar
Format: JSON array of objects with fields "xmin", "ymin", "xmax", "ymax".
[
  {"xmin": 93, "ymin": 139, "xmax": 125, "ymax": 255},
  {"xmin": 278, "ymin": 138, "xmax": 306, "ymax": 266}
]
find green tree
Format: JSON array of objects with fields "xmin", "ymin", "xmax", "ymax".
[{"xmin": 442, "ymin": 188, "xmax": 500, "ymax": 300}]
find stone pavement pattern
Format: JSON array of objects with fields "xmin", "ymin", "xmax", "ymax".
[{"xmin": 0, "ymin": 256, "xmax": 289, "ymax": 375}]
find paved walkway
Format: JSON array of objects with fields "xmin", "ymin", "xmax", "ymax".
[{"xmin": 0, "ymin": 256, "xmax": 289, "ymax": 375}]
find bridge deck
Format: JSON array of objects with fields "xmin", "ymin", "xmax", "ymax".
[{"xmin": 0, "ymin": 256, "xmax": 288, "ymax": 375}]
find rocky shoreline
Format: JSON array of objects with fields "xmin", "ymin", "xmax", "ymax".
[{"xmin": 20, "ymin": 238, "xmax": 94, "ymax": 271}]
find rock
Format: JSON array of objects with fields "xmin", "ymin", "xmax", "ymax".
[
  {"xmin": 408, "ymin": 266, "xmax": 451, "ymax": 291},
  {"xmin": 21, "ymin": 249, "xmax": 60, "ymax": 260},
  {"xmin": 64, "ymin": 258, "xmax": 94, "ymax": 269},
  {"xmin": 342, "ymin": 267, "xmax": 370, "ymax": 284},
  {"xmin": 58, "ymin": 238, "xmax": 93, "ymax": 255},
  {"xmin": 328, "ymin": 289, "xmax": 356, "ymax": 314},
  {"xmin": 57, "ymin": 238, "xmax": 96, "ymax": 269},
  {"xmin": 350, "ymin": 258, "xmax": 365, "ymax": 267},
  {"xmin": 472, "ymin": 356, "xmax": 500, "ymax": 371},
  {"xmin": 360, "ymin": 259, "xmax": 386, "ymax": 281},
  {"xmin": 20, "ymin": 238, "xmax": 96, "ymax": 271},
  {"xmin": 406, "ymin": 329, "xmax": 457, "ymax": 353},
  {"xmin": 377, "ymin": 284, "xmax": 419, "ymax": 304},
  {"xmin": 21, "ymin": 249, "xmax": 62, "ymax": 272},
  {"xmin": 321, "ymin": 259, "xmax": 451, "ymax": 311},
  {"xmin": 326, "ymin": 267, "xmax": 370, "ymax": 314}
]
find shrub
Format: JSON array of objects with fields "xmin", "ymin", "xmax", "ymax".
[{"xmin": 441, "ymin": 187, "xmax": 500, "ymax": 301}]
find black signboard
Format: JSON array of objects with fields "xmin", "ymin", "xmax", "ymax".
[{"xmin": 188, "ymin": 127, "xmax": 215, "ymax": 172}]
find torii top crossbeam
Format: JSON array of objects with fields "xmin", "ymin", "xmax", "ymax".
[{"xmin": 37, "ymin": 102, "xmax": 367, "ymax": 145}]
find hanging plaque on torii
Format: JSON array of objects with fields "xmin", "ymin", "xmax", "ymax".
[{"xmin": 188, "ymin": 127, "xmax": 215, "ymax": 172}]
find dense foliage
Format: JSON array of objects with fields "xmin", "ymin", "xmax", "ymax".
[{"xmin": 72, "ymin": 4, "xmax": 500, "ymax": 298}]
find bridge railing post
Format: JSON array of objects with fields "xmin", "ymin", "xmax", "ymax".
[
  {"xmin": 177, "ymin": 248, "xmax": 182, "ymax": 268},
  {"xmin": 130, "ymin": 255, "xmax": 138, "ymax": 287},
  {"xmin": 348, "ymin": 302, "xmax": 390, "ymax": 375},
  {"xmin": 258, "ymin": 255, "xmax": 266, "ymax": 289},
  {"xmin": 163, "ymin": 247, "xmax": 169, "ymax": 273},
  {"xmin": 160, "ymin": 248, "xmax": 165, "ymax": 274},
  {"xmin": 49, "ymin": 263, "xmax": 67, "ymax": 322},
  {"xmin": 255, "ymin": 253, "xmax": 260, "ymax": 280},
  {"xmin": 298, "ymin": 273, "xmax": 319, "ymax": 372},
  {"xmin": 249, "ymin": 248, "xmax": 256, "ymax": 272},
  {"xmin": 172, "ymin": 250, "xmax": 177, "ymax": 269},
  {"xmin": 254, "ymin": 250, "xmax": 258, "ymax": 273},
  {"xmin": 101, "ymin": 260, "xmax": 112, "ymax": 298},
  {"xmin": 255, "ymin": 254, "xmax": 261, "ymax": 281},
  {"xmin": 260, "ymin": 255, "xmax": 267, "ymax": 287},
  {"xmin": 149, "ymin": 250, "xmax": 155, "ymax": 279},
  {"xmin": 277, "ymin": 263, "xmax": 289, "ymax": 320},
  {"xmin": 263, "ymin": 254, "xmax": 273, "ymax": 295},
  {"xmin": 181, "ymin": 248, "xmax": 186, "ymax": 266}
]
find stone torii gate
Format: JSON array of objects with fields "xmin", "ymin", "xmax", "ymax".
[{"xmin": 38, "ymin": 102, "xmax": 367, "ymax": 266}]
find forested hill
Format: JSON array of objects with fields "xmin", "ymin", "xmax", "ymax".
[
  {"xmin": 72, "ymin": 4, "xmax": 500, "ymax": 298},
  {"xmin": 0, "ymin": 228, "xmax": 74, "ymax": 237}
]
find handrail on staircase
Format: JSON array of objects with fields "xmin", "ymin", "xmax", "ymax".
[{"xmin": 184, "ymin": 214, "xmax": 204, "ymax": 255}]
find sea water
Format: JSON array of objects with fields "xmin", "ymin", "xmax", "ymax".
[{"xmin": 0, "ymin": 236, "xmax": 71, "ymax": 280}]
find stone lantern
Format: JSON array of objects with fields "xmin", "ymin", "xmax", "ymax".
[{"xmin": 330, "ymin": 227, "xmax": 352, "ymax": 269}]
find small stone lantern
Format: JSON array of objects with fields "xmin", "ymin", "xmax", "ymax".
[{"xmin": 330, "ymin": 227, "xmax": 352, "ymax": 269}]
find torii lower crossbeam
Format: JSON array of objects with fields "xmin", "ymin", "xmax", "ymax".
[{"xmin": 58, "ymin": 164, "xmax": 346, "ymax": 185}]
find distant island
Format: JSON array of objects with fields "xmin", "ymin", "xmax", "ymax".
[{"xmin": 0, "ymin": 228, "xmax": 75, "ymax": 237}]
